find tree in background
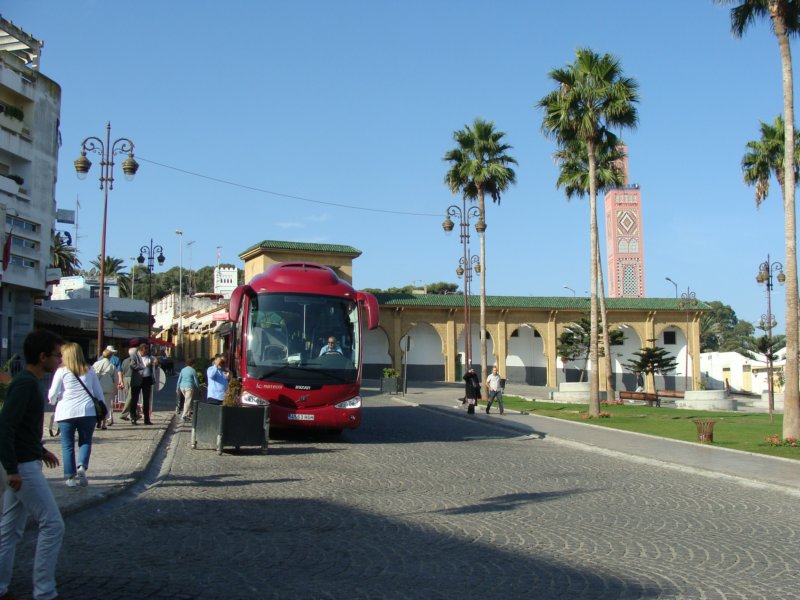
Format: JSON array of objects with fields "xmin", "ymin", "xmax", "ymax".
[
  {"xmin": 623, "ymin": 344, "xmax": 678, "ymax": 392},
  {"xmin": 539, "ymin": 47, "xmax": 639, "ymax": 415},
  {"xmin": 557, "ymin": 316, "xmax": 624, "ymax": 382},
  {"xmin": 741, "ymin": 115, "xmax": 799, "ymax": 207},
  {"xmin": 363, "ymin": 282, "xmax": 460, "ymax": 295},
  {"xmin": 50, "ymin": 231, "xmax": 81, "ymax": 276},
  {"xmin": 699, "ymin": 300, "xmax": 755, "ymax": 353},
  {"xmin": 444, "ymin": 118, "xmax": 517, "ymax": 381},
  {"xmin": 90, "ymin": 255, "xmax": 128, "ymax": 293},
  {"xmin": 717, "ymin": 0, "xmax": 800, "ymax": 439}
]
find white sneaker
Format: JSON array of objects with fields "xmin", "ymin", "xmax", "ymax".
[
  {"xmin": 65, "ymin": 477, "xmax": 80, "ymax": 488},
  {"xmin": 76, "ymin": 465, "xmax": 88, "ymax": 487}
]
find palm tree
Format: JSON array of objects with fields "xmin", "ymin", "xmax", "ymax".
[
  {"xmin": 554, "ymin": 133, "xmax": 626, "ymax": 397},
  {"xmin": 90, "ymin": 255, "xmax": 130, "ymax": 295},
  {"xmin": 539, "ymin": 48, "xmax": 639, "ymax": 416},
  {"xmin": 623, "ymin": 344, "xmax": 678, "ymax": 394},
  {"xmin": 742, "ymin": 115, "xmax": 800, "ymax": 207},
  {"xmin": 50, "ymin": 232, "xmax": 81, "ymax": 276},
  {"xmin": 444, "ymin": 118, "xmax": 518, "ymax": 385},
  {"xmin": 718, "ymin": 0, "xmax": 800, "ymax": 441}
]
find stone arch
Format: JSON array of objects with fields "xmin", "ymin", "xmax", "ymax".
[
  {"xmin": 655, "ymin": 323, "xmax": 690, "ymax": 391},
  {"xmin": 506, "ymin": 324, "xmax": 547, "ymax": 385},
  {"xmin": 362, "ymin": 326, "xmax": 391, "ymax": 379},
  {"xmin": 609, "ymin": 323, "xmax": 643, "ymax": 391},
  {"xmin": 456, "ymin": 325, "xmax": 494, "ymax": 376},
  {"xmin": 403, "ymin": 322, "xmax": 444, "ymax": 381}
]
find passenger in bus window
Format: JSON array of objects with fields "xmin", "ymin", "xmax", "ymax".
[{"xmin": 319, "ymin": 337, "xmax": 343, "ymax": 356}]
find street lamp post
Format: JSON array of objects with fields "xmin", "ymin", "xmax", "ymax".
[
  {"xmin": 756, "ymin": 255, "xmax": 785, "ymax": 422},
  {"xmin": 74, "ymin": 123, "xmax": 138, "ymax": 356},
  {"xmin": 443, "ymin": 196, "xmax": 481, "ymax": 370},
  {"xmin": 176, "ymin": 230, "xmax": 183, "ymax": 359},
  {"xmin": 563, "ymin": 285, "xmax": 576, "ymax": 297},
  {"xmin": 129, "ymin": 256, "xmax": 137, "ymax": 299},
  {"xmin": 665, "ymin": 277, "xmax": 678, "ymax": 299},
  {"xmin": 137, "ymin": 239, "xmax": 165, "ymax": 340},
  {"xmin": 679, "ymin": 287, "xmax": 698, "ymax": 391}
]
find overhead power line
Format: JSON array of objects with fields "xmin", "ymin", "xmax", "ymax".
[{"xmin": 138, "ymin": 156, "xmax": 439, "ymax": 217}]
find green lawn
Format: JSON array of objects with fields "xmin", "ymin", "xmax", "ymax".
[{"xmin": 500, "ymin": 396, "xmax": 800, "ymax": 460}]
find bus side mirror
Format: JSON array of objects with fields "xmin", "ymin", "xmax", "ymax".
[
  {"xmin": 228, "ymin": 285, "xmax": 256, "ymax": 322},
  {"xmin": 356, "ymin": 291, "xmax": 380, "ymax": 330}
]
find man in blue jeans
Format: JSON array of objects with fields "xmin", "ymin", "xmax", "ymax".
[{"xmin": 0, "ymin": 329, "xmax": 65, "ymax": 600}]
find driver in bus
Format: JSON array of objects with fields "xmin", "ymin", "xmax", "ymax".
[{"xmin": 319, "ymin": 336, "xmax": 343, "ymax": 356}]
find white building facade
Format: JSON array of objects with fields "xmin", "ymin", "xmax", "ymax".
[{"xmin": 0, "ymin": 18, "xmax": 61, "ymax": 363}]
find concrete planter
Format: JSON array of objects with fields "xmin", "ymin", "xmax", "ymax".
[
  {"xmin": 676, "ymin": 390, "xmax": 737, "ymax": 411},
  {"xmin": 551, "ymin": 381, "xmax": 607, "ymax": 403}
]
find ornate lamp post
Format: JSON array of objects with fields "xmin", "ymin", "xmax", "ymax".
[
  {"xmin": 137, "ymin": 240, "xmax": 165, "ymax": 340},
  {"xmin": 757, "ymin": 255, "xmax": 785, "ymax": 422},
  {"xmin": 74, "ymin": 123, "xmax": 138, "ymax": 356},
  {"xmin": 443, "ymin": 196, "xmax": 481, "ymax": 370},
  {"xmin": 679, "ymin": 287, "xmax": 698, "ymax": 391}
]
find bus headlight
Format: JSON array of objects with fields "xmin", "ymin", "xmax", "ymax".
[
  {"xmin": 241, "ymin": 392, "xmax": 269, "ymax": 406},
  {"xmin": 334, "ymin": 395, "xmax": 361, "ymax": 409}
]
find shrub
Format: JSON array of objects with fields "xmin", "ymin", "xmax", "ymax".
[{"xmin": 382, "ymin": 367, "xmax": 400, "ymax": 378}]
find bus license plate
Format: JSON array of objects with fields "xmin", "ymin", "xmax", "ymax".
[{"xmin": 288, "ymin": 414, "xmax": 314, "ymax": 421}]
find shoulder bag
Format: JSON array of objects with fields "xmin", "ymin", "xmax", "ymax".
[{"xmin": 72, "ymin": 372, "xmax": 109, "ymax": 424}]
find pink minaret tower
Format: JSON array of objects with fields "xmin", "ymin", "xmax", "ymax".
[{"xmin": 604, "ymin": 146, "xmax": 646, "ymax": 298}]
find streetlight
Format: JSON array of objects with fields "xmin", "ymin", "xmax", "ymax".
[
  {"xmin": 176, "ymin": 230, "xmax": 183, "ymax": 358},
  {"xmin": 443, "ymin": 196, "xmax": 481, "ymax": 369},
  {"xmin": 74, "ymin": 122, "xmax": 138, "ymax": 356},
  {"xmin": 756, "ymin": 254, "xmax": 785, "ymax": 422},
  {"xmin": 563, "ymin": 285, "xmax": 576, "ymax": 297},
  {"xmin": 665, "ymin": 277, "xmax": 678, "ymax": 299},
  {"xmin": 137, "ymin": 239, "xmax": 165, "ymax": 340},
  {"xmin": 679, "ymin": 287, "xmax": 698, "ymax": 391}
]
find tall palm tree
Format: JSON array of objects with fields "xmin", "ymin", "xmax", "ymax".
[
  {"xmin": 50, "ymin": 232, "xmax": 81, "ymax": 276},
  {"xmin": 742, "ymin": 116, "xmax": 800, "ymax": 206},
  {"xmin": 719, "ymin": 0, "xmax": 800, "ymax": 438},
  {"xmin": 554, "ymin": 133, "xmax": 626, "ymax": 396},
  {"xmin": 444, "ymin": 118, "xmax": 518, "ymax": 385},
  {"xmin": 539, "ymin": 48, "xmax": 639, "ymax": 416},
  {"xmin": 90, "ymin": 255, "xmax": 130, "ymax": 295}
]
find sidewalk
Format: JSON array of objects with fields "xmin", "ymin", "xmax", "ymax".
[
  {"xmin": 36, "ymin": 380, "xmax": 800, "ymax": 517},
  {"xmin": 384, "ymin": 381, "xmax": 800, "ymax": 494},
  {"xmin": 41, "ymin": 384, "xmax": 176, "ymax": 517}
]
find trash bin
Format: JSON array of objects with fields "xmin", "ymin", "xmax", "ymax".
[{"xmin": 692, "ymin": 418, "xmax": 717, "ymax": 443}]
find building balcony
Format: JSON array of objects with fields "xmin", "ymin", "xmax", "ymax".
[
  {"xmin": 0, "ymin": 128, "xmax": 32, "ymax": 161},
  {"xmin": 0, "ymin": 63, "xmax": 35, "ymax": 101}
]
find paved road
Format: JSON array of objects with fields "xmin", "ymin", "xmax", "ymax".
[{"xmin": 7, "ymin": 388, "xmax": 800, "ymax": 599}]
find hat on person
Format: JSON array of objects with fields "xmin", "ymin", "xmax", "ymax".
[{"xmin": 105, "ymin": 345, "xmax": 117, "ymax": 353}]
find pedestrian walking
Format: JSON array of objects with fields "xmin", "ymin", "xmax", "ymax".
[
  {"xmin": 48, "ymin": 342, "xmax": 104, "ymax": 489},
  {"xmin": 0, "ymin": 329, "xmax": 65, "ymax": 600},
  {"xmin": 177, "ymin": 358, "xmax": 201, "ymax": 421},
  {"xmin": 485, "ymin": 366, "xmax": 504, "ymax": 415},
  {"xmin": 463, "ymin": 368, "xmax": 480, "ymax": 415},
  {"xmin": 120, "ymin": 346, "xmax": 142, "ymax": 423},
  {"xmin": 92, "ymin": 349, "xmax": 116, "ymax": 428},
  {"xmin": 136, "ymin": 343, "xmax": 158, "ymax": 425}
]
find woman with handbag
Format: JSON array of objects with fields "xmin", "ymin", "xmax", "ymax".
[{"xmin": 47, "ymin": 342, "xmax": 105, "ymax": 488}]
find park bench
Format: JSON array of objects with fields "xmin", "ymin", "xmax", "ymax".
[
  {"xmin": 655, "ymin": 389, "xmax": 684, "ymax": 402},
  {"xmin": 618, "ymin": 390, "xmax": 660, "ymax": 407}
]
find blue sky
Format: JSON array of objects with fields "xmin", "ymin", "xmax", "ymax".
[{"xmin": 3, "ymin": 1, "xmax": 796, "ymax": 332}]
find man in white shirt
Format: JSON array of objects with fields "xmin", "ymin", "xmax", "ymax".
[{"xmin": 485, "ymin": 366, "xmax": 504, "ymax": 415}]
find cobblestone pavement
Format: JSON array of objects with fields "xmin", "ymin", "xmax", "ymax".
[{"xmin": 8, "ymin": 390, "xmax": 800, "ymax": 599}]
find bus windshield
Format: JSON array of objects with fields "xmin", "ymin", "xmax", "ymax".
[{"xmin": 245, "ymin": 293, "xmax": 360, "ymax": 385}]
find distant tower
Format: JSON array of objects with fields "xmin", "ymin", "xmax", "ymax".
[{"xmin": 604, "ymin": 146, "xmax": 646, "ymax": 298}]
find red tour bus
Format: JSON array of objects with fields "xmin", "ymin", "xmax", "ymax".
[{"xmin": 224, "ymin": 262, "xmax": 379, "ymax": 430}]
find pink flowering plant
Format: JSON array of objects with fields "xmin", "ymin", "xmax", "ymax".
[{"xmin": 765, "ymin": 434, "xmax": 799, "ymax": 447}]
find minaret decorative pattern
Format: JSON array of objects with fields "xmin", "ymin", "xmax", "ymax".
[{"xmin": 604, "ymin": 147, "xmax": 645, "ymax": 298}]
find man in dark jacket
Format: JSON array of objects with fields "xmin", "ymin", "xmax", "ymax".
[{"xmin": 0, "ymin": 329, "xmax": 64, "ymax": 600}]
